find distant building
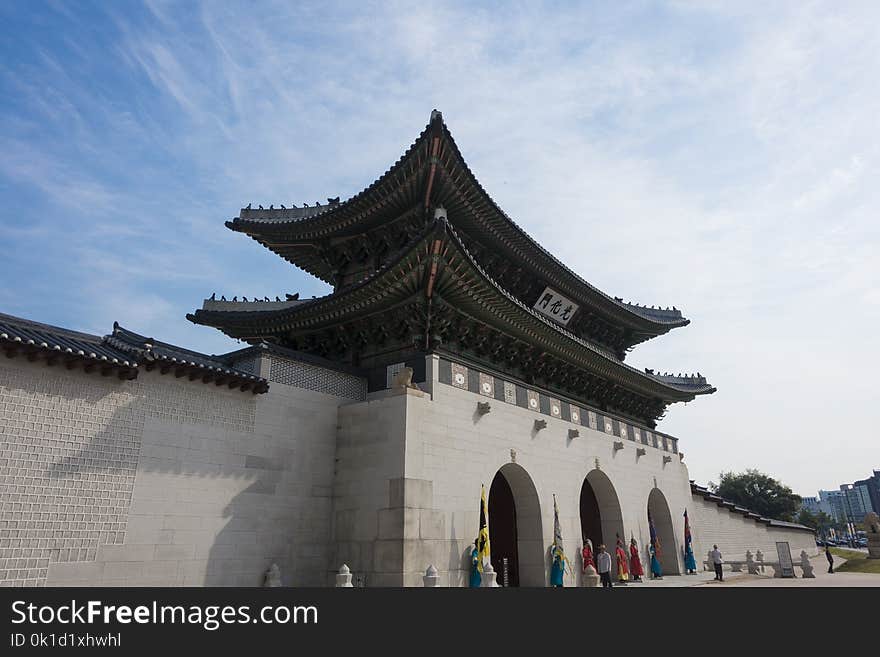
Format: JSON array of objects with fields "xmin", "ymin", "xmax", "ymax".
[
  {"xmin": 819, "ymin": 490, "xmax": 847, "ymax": 524},
  {"xmin": 853, "ymin": 470, "xmax": 880, "ymax": 516},
  {"xmin": 800, "ymin": 495, "xmax": 833, "ymax": 518},
  {"xmin": 842, "ymin": 483, "xmax": 874, "ymax": 521}
]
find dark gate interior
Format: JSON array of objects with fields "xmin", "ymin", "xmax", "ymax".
[
  {"xmin": 489, "ymin": 472, "xmax": 519, "ymax": 587},
  {"xmin": 580, "ymin": 480, "xmax": 603, "ymax": 549}
]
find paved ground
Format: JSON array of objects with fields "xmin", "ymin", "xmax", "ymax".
[{"xmin": 606, "ymin": 553, "xmax": 880, "ymax": 588}]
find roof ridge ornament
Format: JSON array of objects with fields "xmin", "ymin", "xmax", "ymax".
[{"xmin": 430, "ymin": 109, "xmax": 443, "ymax": 123}]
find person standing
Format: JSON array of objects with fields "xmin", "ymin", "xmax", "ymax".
[
  {"xmin": 629, "ymin": 537, "xmax": 644, "ymax": 582},
  {"xmin": 649, "ymin": 543, "xmax": 663, "ymax": 579},
  {"xmin": 614, "ymin": 535, "xmax": 630, "ymax": 584},
  {"xmin": 825, "ymin": 545, "xmax": 834, "ymax": 574},
  {"xmin": 582, "ymin": 538, "xmax": 595, "ymax": 573},
  {"xmin": 550, "ymin": 544, "xmax": 565, "ymax": 587},
  {"xmin": 596, "ymin": 544, "xmax": 613, "ymax": 589},
  {"xmin": 710, "ymin": 544, "xmax": 723, "ymax": 581},
  {"xmin": 469, "ymin": 540, "xmax": 482, "ymax": 588}
]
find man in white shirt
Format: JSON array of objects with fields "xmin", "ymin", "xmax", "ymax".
[
  {"xmin": 596, "ymin": 544, "xmax": 613, "ymax": 588},
  {"xmin": 710, "ymin": 545, "xmax": 723, "ymax": 581}
]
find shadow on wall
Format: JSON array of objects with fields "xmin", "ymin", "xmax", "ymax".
[{"xmin": 1, "ymin": 366, "xmax": 326, "ymax": 587}]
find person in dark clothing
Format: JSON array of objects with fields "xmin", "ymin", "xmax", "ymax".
[{"xmin": 825, "ymin": 545, "xmax": 834, "ymax": 574}]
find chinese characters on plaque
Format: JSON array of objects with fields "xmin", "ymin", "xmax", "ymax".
[{"xmin": 532, "ymin": 287, "xmax": 579, "ymax": 326}]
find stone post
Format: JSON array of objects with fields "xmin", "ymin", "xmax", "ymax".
[
  {"xmin": 481, "ymin": 563, "xmax": 499, "ymax": 587},
  {"xmin": 336, "ymin": 564, "xmax": 354, "ymax": 587},
  {"xmin": 799, "ymin": 551, "xmax": 815, "ymax": 578},
  {"xmin": 581, "ymin": 564, "xmax": 600, "ymax": 588},
  {"xmin": 423, "ymin": 565, "xmax": 440, "ymax": 587},
  {"xmin": 746, "ymin": 550, "xmax": 758, "ymax": 575}
]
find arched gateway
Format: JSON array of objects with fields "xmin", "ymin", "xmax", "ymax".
[
  {"xmin": 182, "ymin": 112, "xmax": 718, "ymax": 589},
  {"xmin": 580, "ymin": 469, "xmax": 625, "ymax": 556},
  {"xmin": 488, "ymin": 464, "xmax": 544, "ymax": 587},
  {"xmin": 647, "ymin": 488, "xmax": 680, "ymax": 575}
]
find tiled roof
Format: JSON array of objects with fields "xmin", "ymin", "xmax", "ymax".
[
  {"xmin": 190, "ymin": 217, "xmax": 714, "ymax": 403},
  {"xmin": 0, "ymin": 312, "xmax": 137, "ymax": 377},
  {"xmin": 0, "ymin": 312, "xmax": 268, "ymax": 394},
  {"xmin": 689, "ymin": 482, "xmax": 813, "ymax": 533},
  {"xmin": 226, "ymin": 110, "xmax": 691, "ymax": 340}
]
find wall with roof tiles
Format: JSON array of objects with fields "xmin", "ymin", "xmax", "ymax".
[
  {"xmin": 689, "ymin": 495, "xmax": 816, "ymax": 568},
  {"xmin": 1, "ymin": 347, "xmax": 814, "ymax": 588},
  {"xmin": 0, "ymin": 355, "xmax": 349, "ymax": 587}
]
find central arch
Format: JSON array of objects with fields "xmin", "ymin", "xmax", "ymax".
[
  {"xmin": 580, "ymin": 469, "xmax": 625, "ymax": 553},
  {"xmin": 488, "ymin": 463, "xmax": 544, "ymax": 587},
  {"xmin": 647, "ymin": 488, "xmax": 680, "ymax": 575}
]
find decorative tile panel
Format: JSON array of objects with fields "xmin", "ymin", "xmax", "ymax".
[
  {"xmin": 434, "ymin": 360, "xmax": 680, "ymax": 457},
  {"xmin": 451, "ymin": 363, "xmax": 468, "ymax": 389},
  {"xmin": 503, "ymin": 381, "xmax": 516, "ymax": 405},
  {"xmin": 479, "ymin": 373, "xmax": 494, "ymax": 397},
  {"xmin": 587, "ymin": 411, "xmax": 597, "ymax": 430},
  {"xmin": 526, "ymin": 390, "xmax": 540, "ymax": 412}
]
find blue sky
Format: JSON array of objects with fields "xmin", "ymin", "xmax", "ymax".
[{"xmin": 1, "ymin": 1, "xmax": 878, "ymax": 495}]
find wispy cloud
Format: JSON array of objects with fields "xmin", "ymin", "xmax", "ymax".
[{"xmin": 0, "ymin": 1, "xmax": 877, "ymax": 493}]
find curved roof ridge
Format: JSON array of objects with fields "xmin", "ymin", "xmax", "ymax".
[
  {"xmin": 228, "ymin": 118, "xmax": 436, "ymax": 229},
  {"xmin": 226, "ymin": 111, "xmax": 689, "ymax": 334}
]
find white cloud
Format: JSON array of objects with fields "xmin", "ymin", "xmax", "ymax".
[{"xmin": 1, "ymin": 1, "xmax": 878, "ymax": 495}]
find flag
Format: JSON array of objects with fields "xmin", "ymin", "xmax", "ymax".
[
  {"xmin": 477, "ymin": 484, "xmax": 490, "ymax": 571},
  {"xmin": 553, "ymin": 494, "xmax": 564, "ymax": 550},
  {"xmin": 684, "ymin": 509, "xmax": 692, "ymax": 548},
  {"xmin": 551, "ymin": 494, "xmax": 570, "ymax": 585},
  {"xmin": 683, "ymin": 508, "xmax": 697, "ymax": 571},
  {"xmin": 648, "ymin": 509, "xmax": 661, "ymax": 556}
]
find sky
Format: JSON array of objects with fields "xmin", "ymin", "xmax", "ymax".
[{"xmin": 1, "ymin": 1, "xmax": 878, "ymax": 497}]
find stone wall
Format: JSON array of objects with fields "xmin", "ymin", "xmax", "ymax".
[
  {"xmin": 374, "ymin": 355, "xmax": 697, "ymax": 587},
  {"xmin": 326, "ymin": 354, "xmax": 815, "ymax": 587},
  {"xmin": 689, "ymin": 494, "xmax": 816, "ymax": 566},
  {"xmin": 0, "ymin": 354, "xmax": 349, "ymax": 587},
  {"xmin": 330, "ymin": 388, "xmax": 411, "ymax": 586}
]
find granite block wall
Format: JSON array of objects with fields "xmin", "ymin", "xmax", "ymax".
[{"xmin": 0, "ymin": 353, "xmax": 351, "ymax": 587}]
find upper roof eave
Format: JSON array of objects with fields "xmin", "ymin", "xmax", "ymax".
[{"xmin": 226, "ymin": 111, "xmax": 689, "ymax": 336}]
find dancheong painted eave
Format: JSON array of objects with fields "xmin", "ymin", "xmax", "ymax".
[
  {"xmin": 224, "ymin": 110, "xmax": 690, "ymax": 350},
  {"xmin": 189, "ymin": 217, "xmax": 715, "ymax": 423}
]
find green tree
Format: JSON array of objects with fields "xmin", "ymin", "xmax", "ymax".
[
  {"xmin": 815, "ymin": 511, "xmax": 834, "ymax": 535},
  {"xmin": 708, "ymin": 469, "xmax": 802, "ymax": 522},
  {"xmin": 797, "ymin": 508, "xmax": 819, "ymax": 530}
]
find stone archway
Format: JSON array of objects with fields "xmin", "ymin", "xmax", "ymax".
[
  {"xmin": 488, "ymin": 463, "xmax": 544, "ymax": 587},
  {"xmin": 647, "ymin": 488, "xmax": 680, "ymax": 575},
  {"xmin": 580, "ymin": 469, "xmax": 625, "ymax": 553}
]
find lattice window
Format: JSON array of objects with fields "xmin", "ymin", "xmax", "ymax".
[
  {"xmin": 268, "ymin": 357, "xmax": 366, "ymax": 400},
  {"xmin": 230, "ymin": 356, "xmax": 258, "ymax": 375}
]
